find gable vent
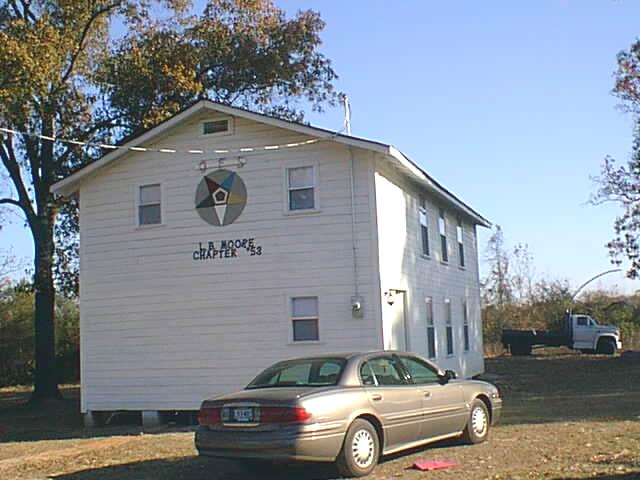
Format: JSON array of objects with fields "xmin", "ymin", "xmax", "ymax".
[{"xmin": 203, "ymin": 119, "xmax": 230, "ymax": 135}]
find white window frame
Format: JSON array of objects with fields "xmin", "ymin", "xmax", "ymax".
[
  {"xmin": 419, "ymin": 202, "xmax": 430, "ymax": 258},
  {"xmin": 135, "ymin": 182, "xmax": 165, "ymax": 228},
  {"xmin": 463, "ymin": 299, "xmax": 470, "ymax": 352},
  {"xmin": 284, "ymin": 164, "xmax": 320, "ymax": 214},
  {"xmin": 439, "ymin": 209, "xmax": 448, "ymax": 264},
  {"xmin": 457, "ymin": 219, "xmax": 465, "ymax": 269},
  {"xmin": 445, "ymin": 298, "xmax": 454, "ymax": 356},
  {"xmin": 200, "ymin": 116, "xmax": 234, "ymax": 137},
  {"xmin": 290, "ymin": 296, "xmax": 320, "ymax": 343},
  {"xmin": 425, "ymin": 297, "xmax": 436, "ymax": 358}
]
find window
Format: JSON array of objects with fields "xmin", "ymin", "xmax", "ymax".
[
  {"xmin": 362, "ymin": 357, "xmax": 406, "ymax": 386},
  {"xmin": 577, "ymin": 316, "xmax": 588, "ymax": 326},
  {"xmin": 445, "ymin": 298, "xmax": 453, "ymax": 355},
  {"xmin": 457, "ymin": 219, "xmax": 465, "ymax": 267},
  {"xmin": 439, "ymin": 209, "xmax": 448, "ymax": 263},
  {"xmin": 419, "ymin": 204, "xmax": 430, "ymax": 256},
  {"xmin": 203, "ymin": 119, "xmax": 230, "ymax": 135},
  {"xmin": 287, "ymin": 166, "xmax": 315, "ymax": 211},
  {"xmin": 291, "ymin": 296, "xmax": 319, "ymax": 341},
  {"xmin": 463, "ymin": 299, "xmax": 470, "ymax": 352},
  {"xmin": 138, "ymin": 184, "xmax": 161, "ymax": 225},
  {"xmin": 399, "ymin": 356, "xmax": 440, "ymax": 384},
  {"xmin": 247, "ymin": 357, "xmax": 346, "ymax": 388},
  {"xmin": 426, "ymin": 297, "xmax": 436, "ymax": 358}
]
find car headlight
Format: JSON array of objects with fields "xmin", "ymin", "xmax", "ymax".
[{"xmin": 489, "ymin": 387, "xmax": 500, "ymax": 399}]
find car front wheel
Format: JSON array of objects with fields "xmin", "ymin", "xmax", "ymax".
[
  {"xmin": 461, "ymin": 398, "xmax": 490, "ymax": 444},
  {"xmin": 336, "ymin": 418, "xmax": 380, "ymax": 478}
]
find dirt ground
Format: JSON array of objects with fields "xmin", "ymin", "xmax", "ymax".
[{"xmin": 1, "ymin": 349, "xmax": 639, "ymax": 480}]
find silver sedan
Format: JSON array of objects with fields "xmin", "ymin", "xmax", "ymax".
[{"xmin": 195, "ymin": 351, "xmax": 502, "ymax": 477}]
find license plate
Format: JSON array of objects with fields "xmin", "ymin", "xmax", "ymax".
[{"xmin": 232, "ymin": 407, "xmax": 254, "ymax": 422}]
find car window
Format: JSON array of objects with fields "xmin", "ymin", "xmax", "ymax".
[
  {"xmin": 577, "ymin": 316, "xmax": 588, "ymax": 326},
  {"xmin": 399, "ymin": 356, "xmax": 440, "ymax": 385},
  {"xmin": 364, "ymin": 357, "xmax": 406, "ymax": 386},
  {"xmin": 360, "ymin": 362, "xmax": 377, "ymax": 386},
  {"xmin": 246, "ymin": 357, "xmax": 346, "ymax": 389}
]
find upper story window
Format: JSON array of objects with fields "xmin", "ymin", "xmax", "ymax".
[
  {"xmin": 439, "ymin": 209, "xmax": 448, "ymax": 263},
  {"xmin": 291, "ymin": 296, "xmax": 319, "ymax": 342},
  {"xmin": 203, "ymin": 118, "xmax": 230, "ymax": 135},
  {"xmin": 419, "ymin": 201, "xmax": 430, "ymax": 257},
  {"xmin": 287, "ymin": 166, "xmax": 316, "ymax": 211},
  {"xmin": 138, "ymin": 184, "xmax": 162, "ymax": 226},
  {"xmin": 457, "ymin": 219, "xmax": 465, "ymax": 268}
]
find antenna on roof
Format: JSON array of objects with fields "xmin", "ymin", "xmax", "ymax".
[{"xmin": 340, "ymin": 94, "xmax": 352, "ymax": 135}]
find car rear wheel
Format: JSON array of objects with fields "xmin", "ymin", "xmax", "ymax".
[
  {"xmin": 336, "ymin": 419, "xmax": 380, "ymax": 478},
  {"xmin": 461, "ymin": 399, "xmax": 490, "ymax": 444}
]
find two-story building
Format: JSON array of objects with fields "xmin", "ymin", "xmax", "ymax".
[{"xmin": 52, "ymin": 100, "xmax": 490, "ymax": 425}]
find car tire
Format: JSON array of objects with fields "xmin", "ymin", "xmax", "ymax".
[
  {"xmin": 461, "ymin": 399, "xmax": 490, "ymax": 444},
  {"xmin": 596, "ymin": 338, "xmax": 617, "ymax": 355},
  {"xmin": 336, "ymin": 418, "xmax": 380, "ymax": 478}
]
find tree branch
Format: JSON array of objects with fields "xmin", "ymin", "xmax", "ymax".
[
  {"xmin": 0, "ymin": 137, "xmax": 36, "ymax": 227},
  {"xmin": 0, "ymin": 197, "xmax": 22, "ymax": 209},
  {"xmin": 57, "ymin": 2, "xmax": 124, "ymax": 89}
]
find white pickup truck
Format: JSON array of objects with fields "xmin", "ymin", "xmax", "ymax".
[{"xmin": 502, "ymin": 314, "xmax": 622, "ymax": 356}]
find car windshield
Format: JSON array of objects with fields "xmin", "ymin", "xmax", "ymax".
[{"xmin": 246, "ymin": 357, "xmax": 346, "ymax": 389}]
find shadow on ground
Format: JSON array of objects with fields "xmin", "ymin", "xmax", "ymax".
[
  {"xmin": 51, "ymin": 457, "xmax": 341, "ymax": 480},
  {"xmin": 485, "ymin": 352, "xmax": 640, "ymax": 425}
]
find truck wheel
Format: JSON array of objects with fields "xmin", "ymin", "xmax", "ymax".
[
  {"xmin": 336, "ymin": 419, "xmax": 380, "ymax": 478},
  {"xmin": 461, "ymin": 399, "xmax": 490, "ymax": 444},
  {"xmin": 511, "ymin": 344, "xmax": 532, "ymax": 356},
  {"xmin": 596, "ymin": 338, "xmax": 617, "ymax": 355}
]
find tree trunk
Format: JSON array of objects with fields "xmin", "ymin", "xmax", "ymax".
[{"xmin": 30, "ymin": 208, "xmax": 61, "ymax": 402}]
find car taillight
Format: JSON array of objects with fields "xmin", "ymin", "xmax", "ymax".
[
  {"xmin": 198, "ymin": 406, "xmax": 222, "ymax": 425},
  {"xmin": 259, "ymin": 407, "xmax": 312, "ymax": 424}
]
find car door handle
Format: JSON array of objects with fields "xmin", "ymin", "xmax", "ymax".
[
  {"xmin": 423, "ymin": 391, "xmax": 432, "ymax": 399},
  {"xmin": 370, "ymin": 394, "xmax": 383, "ymax": 401}
]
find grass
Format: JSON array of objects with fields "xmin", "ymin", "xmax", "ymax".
[{"xmin": 0, "ymin": 348, "xmax": 638, "ymax": 479}]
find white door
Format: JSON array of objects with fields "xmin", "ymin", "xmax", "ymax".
[{"xmin": 385, "ymin": 290, "xmax": 408, "ymax": 351}]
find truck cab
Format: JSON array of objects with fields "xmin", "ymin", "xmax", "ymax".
[{"xmin": 569, "ymin": 314, "xmax": 622, "ymax": 354}]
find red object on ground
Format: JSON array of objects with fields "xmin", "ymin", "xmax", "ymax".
[{"xmin": 413, "ymin": 460, "xmax": 459, "ymax": 471}]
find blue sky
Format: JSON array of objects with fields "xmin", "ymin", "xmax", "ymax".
[{"xmin": 3, "ymin": 0, "xmax": 640, "ymax": 293}]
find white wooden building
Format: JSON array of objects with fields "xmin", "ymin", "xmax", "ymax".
[{"xmin": 52, "ymin": 100, "xmax": 490, "ymax": 422}]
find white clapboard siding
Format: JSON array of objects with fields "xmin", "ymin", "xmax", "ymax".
[
  {"xmin": 79, "ymin": 112, "xmax": 381, "ymax": 411},
  {"xmin": 374, "ymin": 159, "xmax": 484, "ymax": 378}
]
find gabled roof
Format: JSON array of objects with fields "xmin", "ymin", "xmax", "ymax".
[{"xmin": 51, "ymin": 100, "xmax": 490, "ymax": 227}]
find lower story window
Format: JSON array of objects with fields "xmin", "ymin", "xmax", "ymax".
[
  {"xmin": 292, "ymin": 296, "xmax": 319, "ymax": 341},
  {"xmin": 445, "ymin": 298, "xmax": 453, "ymax": 355},
  {"xmin": 426, "ymin": 297, "xmax": 435, "ymax": 358}
]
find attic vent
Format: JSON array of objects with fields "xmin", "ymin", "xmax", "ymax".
[{"xmin": 203, "ymin": 119, "xmax": 229, "ymax": 135}]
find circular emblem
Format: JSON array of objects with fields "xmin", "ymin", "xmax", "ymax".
[{"xmin": 195, "ymin": 169, "xmax": 247, "ymax": 226}]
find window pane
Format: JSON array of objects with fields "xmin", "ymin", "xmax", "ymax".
[
  {"xmin": 438, "ymin": 211, "xmax": 446, "ymax": 235},
  {"xmin": 399, "ymin": 357, "xmax": 440, "ymax": 384},
  {"xmin": 366, "ymin": 357, "xmax": 405, "ymax": 386},
  {"xmin": 360, "ymin": 362, "xmax": 376, "ymax": 386},
  {"xmin": 441, "ymin": 235, "xmax": 448, "ymax": 262},
  {"xmin": 464, "ymin": 325, "xmax": 470, "ymax": 351},
  {"xmin": 140, "ymin": 184, "xmax": 160, "ymax": 205},
  {"xmin": 446, "ymin": 326, "xmax": 454, "ymax": 355},
  {"xmin": 419, "ymin": 209, "xmax": 427, "ymax": 226},
  {"xmin": 459, "ymin": 243, "xmax": 465, "ymax": 267},
  {"xmin": 203, "ymin": 119, "xmax": 229, "ymax": 135},
  {"xmin": 426, "ymin": 298, "xmax": 433, "ymax": 326},
  {"xmin": 421, "ymin": 225, "xmax": 430, "ymax": 256},
  {"xmin": 456, "ymin": 223, "xmax": 463, "ymax": 243},
  {"xmin": 139, "ymin": 205, "xmax": 161, "ymax": 225},
  {"xmin": 427, "ymin": 328, "xmax": 436, "ymax": 358},
  {"xmin": 292, "ymin": 297, "xmax": 318, "ymax": 317},
  {"xmin": 288, "ymin": 167, "xmax": 314, "ymax": 188},
  {"xmin": 293, "ymin": 319, "xmax": 318, "ymax": 341},
  {"xmin": 289, "ymin": 188, "xmax": 315, "ymax": 210}
]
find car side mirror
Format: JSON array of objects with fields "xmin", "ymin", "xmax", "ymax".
[{"xmin": 440, "ymin": 369, "xmax": 457, "ymax": 384}]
